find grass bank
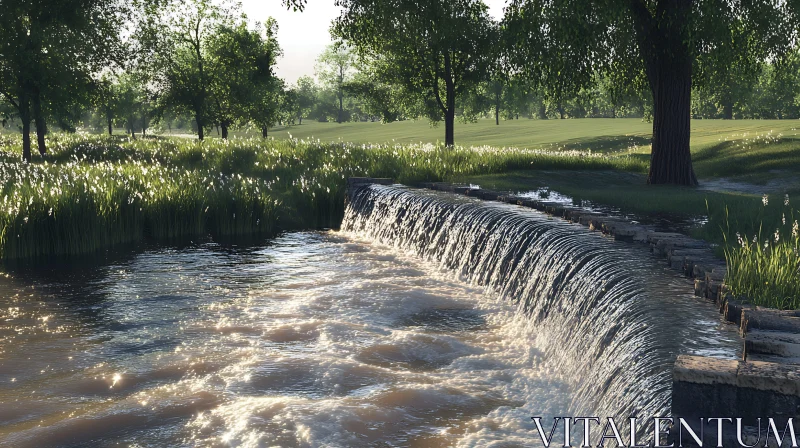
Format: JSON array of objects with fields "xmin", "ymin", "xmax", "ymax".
[
  {"xmin": 0, "ymin": 133, "xmax": 642, "ymax": 261},
  {"xmin": 190, "ymin": 118, "xmax": 798, "ymax": 153},
  {"xmin": 4, "ymin": 118, "xmax": 799, "ymax": 309}
]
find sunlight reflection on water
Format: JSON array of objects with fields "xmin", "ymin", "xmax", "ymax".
[{"xmin": 0, "ymin": 228, "xmax": 737, "ymax": 447}]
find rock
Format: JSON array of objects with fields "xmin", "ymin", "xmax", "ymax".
[{"xmin": 725, "ymin": 300, "xmax": 752, "ymax": 325}]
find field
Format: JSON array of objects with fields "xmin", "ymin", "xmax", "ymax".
[
  {"xmin": 198, "ymin": 117, "xmax": 800, "ymax": 190},
  {"xmin": 258, "ymin": 118, "xmax": 797, "ymax": 154},
  {"xmin": 2, "ymin": 118, "xmax": 799, "ymax": 308}
]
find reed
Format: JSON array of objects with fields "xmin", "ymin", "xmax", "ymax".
[
  {"xmin": 716, "ymin": 196, "xmax": 800, "ymax": 310},
  {"xmin": 0, "ymin": 133, "xmax": 644, "ymax": 260}
]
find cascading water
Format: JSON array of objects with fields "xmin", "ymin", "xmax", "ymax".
[
  {"xmin": 343, "ymin": 184, "xmax": 739, "ymax": 431},
  {"xmin": 0, "ymin": 184, "xmax": 739, "ymax": 447}
]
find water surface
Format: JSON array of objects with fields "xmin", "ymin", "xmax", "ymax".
[{"xmin": 0, "ymin": 212, "xmax": 738, "ymax": 447}]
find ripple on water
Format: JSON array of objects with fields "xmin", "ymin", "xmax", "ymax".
[{"xmin": 0, "ymin": 227, "xmax": 739, "ymax": 447}]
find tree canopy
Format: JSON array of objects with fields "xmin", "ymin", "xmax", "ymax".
[
  {"xmin": 504, "ymin": 0, "xmax": 793, "ymax": 185},
  {"xmin": 0, "ymin": 0, "xmax": 132, "ymax": 160},
  {"xmin": 333, "ymin": 0, "xmax": 497, "ymax": 146}
]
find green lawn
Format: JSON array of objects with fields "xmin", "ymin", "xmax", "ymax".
[
  {"xmin": 258, "ymin": 117, "xmax": 800, "ymax": 189},
  {"xmin": 256, "ymin": 118, "xmax": 796, "ymax": 151}
]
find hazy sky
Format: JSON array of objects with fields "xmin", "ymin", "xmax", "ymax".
[{"xmin": 238, "ymin": 0, "xmax": 508, "ymax": 86}]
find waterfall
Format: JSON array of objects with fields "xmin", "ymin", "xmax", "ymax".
[{"xmin": 342, "ymin": 184, "xmax": 733, "ymax": 429}]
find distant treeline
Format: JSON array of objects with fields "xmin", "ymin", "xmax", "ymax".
[
  {"xmin": 1, "ymin": 0, "xmax": 798, "ymax": 172},
  {"xmin": 4, "ymin": 43, "xmax": 796, "ymax": 142}
]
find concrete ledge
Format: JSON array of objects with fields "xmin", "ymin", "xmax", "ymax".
[
  {"xmin": 345, "ymin": 177, "xmax": 394, "ymax": 203},
  {"xmin": 737, "ymin": 360, "xmax": 799, "ymax": 396},
  {"xmin": 742, "ymin": 309, "xmax": 800, "ymax": 336},
  {"xmin": 673, "ymin": 355, "xmax": 800, "ymax": 428},
  {"xmin": 746, "ymin": 330, "xmax": 800, "ymax": 359},
  {"xmin": 674, "ymin": 355, "xmax": 739, "ymax": 386}
]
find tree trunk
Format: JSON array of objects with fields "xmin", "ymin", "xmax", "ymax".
[
  {"xmin": 299, "ymin": 117, "xmax": 303, "ymax": 125},
  {"xmin": 338, "ymin": 93, "xmax": 344, "ymax": 124},
  {"xmin": 647, "ymin": 63, "xmax": 696, "ymax": 185},
  {"xmin": 444, "ymin": 81, "xmax": 455, "ymax": 146},
  {"xmin": 108, "ymin": 117, "xmax": 113, "ymax": 136},
  {"xmin": 722, "ymin": 100, "xmax": 733, "ymax": 120},
  {"xmin": 20, "ymin": 92, "xmax": 32, "ymax": 162},
  {"xmin": 32, "ymin": 89, "xmax": 46, "ymax": 156},
  {"xmin": 538, "ymin": 104, "xmax": 547, "ymax": 120},
  {"xmin": 558, "ymin": 104, "xmax": 565, "ymax": 119},
  {"xmin": 445, "ymin": 106, "xmax": 455, "ymax": 147},
  {"xmin": 495, "ymin": 91, "xmax": 501, "ymax": 125},
  {"xmin": 221, "ymin": 122, "xmax": 228, "ymax": 139},
  {"xmin": 261, "ymin": 126, "xmax": 268, "ymax": 138},
  {"xmin": 631, "ymin": 0, "xmax": 698, "ymax": 186},
  {"xmin": 196, "ymin": 115, "xmax": 204, "ymax": 141},
  {"xmin": 141, "ymin": 111, "xmax": 147, "ymax": 136},
  {"xmin": 443, "ymin": 53, "xmax": 456, "ymax": 147}
]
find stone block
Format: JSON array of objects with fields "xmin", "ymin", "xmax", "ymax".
[
  {"xmin": 737, "ymin": 360, "xmax": 799, "ymax": 396},
  {"xmin": 673, "ymin": 355, "xmax": 739, "ymax": 418},
  {"xmin": 742, "ymin": 309, "xmax": 800, "ymax": 335},
  {"xmin": 745, "ymin": 331, "xmax": 800, "ymax": 358}
]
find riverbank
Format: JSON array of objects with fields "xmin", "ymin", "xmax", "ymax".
[
  {"xmin": 0, "ymin": 133, "xmax": 637, "ymax": 260},
  {"xmin": 1, "ymin": 125, "xmax": 798, "ymax": 309}
]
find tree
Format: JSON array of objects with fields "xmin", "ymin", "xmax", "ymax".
[
  {"xmin": 236, "ymin": 18, "xmax": 284, "ymax": 138},
  {"xmin": 741, "ymin": 54, "xmax": 800, "ymax": 119},
  {"xmin": 343, "ymin": 57, "xmax": 408, "ymax": 123},
  {"xmin": 92, "ymin": 76, "xmax": 119, "ymax": 136},
  {"xmin": 504, "ymin": 0, "xmax": 790, "ymax": 185},
  {"xmin": 315, "ymin": 45, "xmax": 356, "ymax": 124},
  {"xmin": 694, "ymin": 17, "xmax": 766, "ymax": 120},
  {"xmin": 155, "ymin": 0, "xmax": 232, "ymax": 141},
  {"xmin": 0, "ymin": 0, "xmax": 130, "ymax": 161},
  {"xmin": 122, "ymin": 75, "xmax": 152, "ymax": 138},
  {"xmin": 252, "ymin": 78, "xmax": 287, "ymax": 138},
  {"xmin": 205, "ymin": 18, "xmax": 280, "ymax": 139},
  {"xmin": 333, "ymin": 0, "xmax": 497, "ymax": 146},
  {"xmin": 294, "ymin": 76, "xmax": 317, "ymax": 124}
]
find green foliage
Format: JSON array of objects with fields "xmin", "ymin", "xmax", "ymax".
[
  {"xmin": 207, "ymin": 18, "xmax": 281, "ymax": 136},
  {"xmin": 719, "ymin": 198, "xmax": 800, "ymax": 310},
  {"xmin": 0, "ymin": 0, "xmax": 136, "ymax": 158},
  {"xmin": 333, "ymin": 0, "xmax": 498, "ymax": 145},
  {"xmin": 315, "ymin": 45, "xmax": 356, "ymax": 124},
  {"xmin": 0, "ymin": 132, "xmax": 644, "ymax": 260},
  {"xmin": 503, "ymin": 0, "xmax": 792, "ymax": 185},
  {"xmin": 293, "ymin": 76, "xmax": 317, "ymax": 124}
]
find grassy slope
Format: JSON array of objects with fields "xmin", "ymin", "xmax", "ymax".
[
  {"xmin": 256, "ymin": 118, "xmax": 800, "ymax": 189},
  {"xmin": 259, "ymin": 118, "xmax": 797, "ymax": 152},
  {"xmin": 258, "ymin": 118, "xmax": 800, "ymax": 231},
  {"xmin": 8, "ymin": 118, "xmax": 800, "ymax": 245}
]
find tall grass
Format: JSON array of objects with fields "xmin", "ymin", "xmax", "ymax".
[
  {"xmin": 0, "ymin": 133, "xmax": 644, "ymax": 261},
  {"xmin": 716, "ymin": 195, "xmax": 800, "ymax": 310}
]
